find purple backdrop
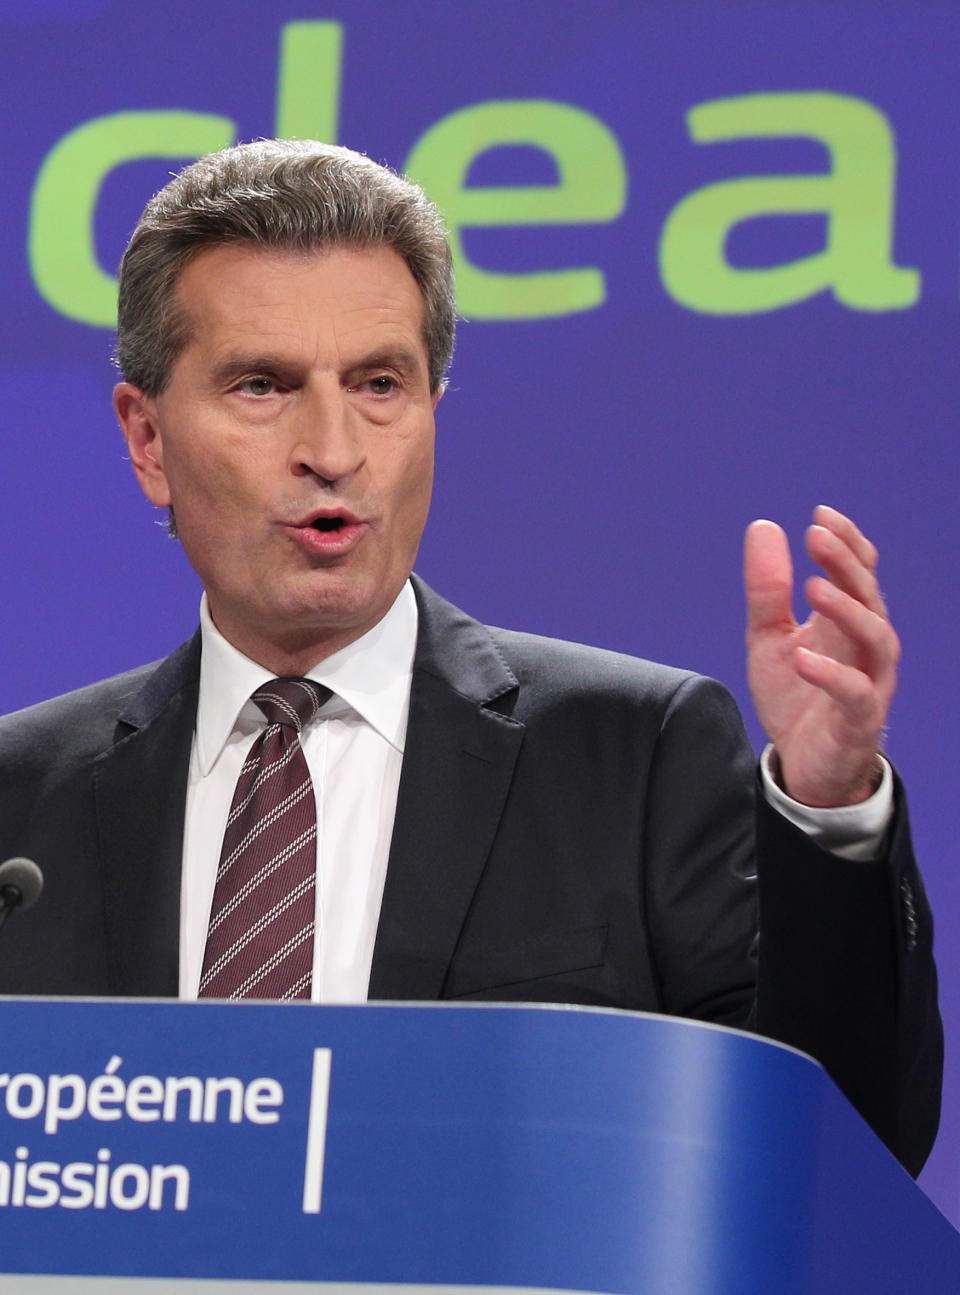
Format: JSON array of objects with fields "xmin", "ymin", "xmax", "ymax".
[{"xmin": 1, "ymin": 0, "xmax": 957, "ymax": 1216}]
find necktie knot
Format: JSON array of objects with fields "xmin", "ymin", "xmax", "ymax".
[{"xmin": 252, "ymin": 678, "xmax": 329, "ymax": 733}]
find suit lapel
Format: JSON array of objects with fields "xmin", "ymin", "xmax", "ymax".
[
  {"xmin": 93, "ymin": 635, "xmax": 201, "ymax": 997},
  {"xmin": 88, "ymin": 587, "xmax": 521, "ymax": 1001},
  {"xmin": 369, "ymin": 580, "xmax": 524, "ymax": 999}
]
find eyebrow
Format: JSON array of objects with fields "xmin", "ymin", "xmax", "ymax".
[
  {"xmin": 209, "ymin": 347, "xmax": 426, "ymax": 387},
  {"xmin": 209, "ymin": 355, "xmax": 302, "ymax": 388},
  {"xmin": 343, "ymin": 348, "xmax": 425, "ymax": 379}
]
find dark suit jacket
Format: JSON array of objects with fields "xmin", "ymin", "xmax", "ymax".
[{"xmin": 0, "ymin": 578, "xmax": 941, "ymax": 1174}]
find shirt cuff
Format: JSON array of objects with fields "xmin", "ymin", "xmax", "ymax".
[{"xmin": 759, "ymin": 745, "xmax": 894, "ymax": 861}]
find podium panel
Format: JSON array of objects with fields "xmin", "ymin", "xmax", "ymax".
[{"xmin": 0, "ymin": 1000, "xmax": 954, "ymax": 1294}]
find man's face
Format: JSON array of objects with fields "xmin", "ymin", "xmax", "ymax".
[{"xmin": 115, "ymin": 244, "xmax": 439, "ymax": 671}]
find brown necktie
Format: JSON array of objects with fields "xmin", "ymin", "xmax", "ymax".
[{"xmin": 199, "ymin": 677, "xmax": 329, "ymax": 1000}]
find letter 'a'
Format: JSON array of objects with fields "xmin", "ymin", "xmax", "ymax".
[{"xmin": 659, "ymin": 92, "xmax": 919, "ymax": 314}]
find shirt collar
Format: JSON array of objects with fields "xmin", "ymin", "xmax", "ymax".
[{"xmin": 195, "ymin": 581, "xmax": 418, "ymax": 776}]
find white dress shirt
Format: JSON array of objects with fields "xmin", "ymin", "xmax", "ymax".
[
  {"xmin": 178, "ymin": 578, "xmax": 892, "ymax": 1000},
  {"xmin": 179, "ymin": 581, "xmax": 417, "ymax": 1001}
]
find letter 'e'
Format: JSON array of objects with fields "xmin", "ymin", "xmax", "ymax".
[{"xmin": 406, "ymin": 100, "xmax": 627, "ymax": 319}]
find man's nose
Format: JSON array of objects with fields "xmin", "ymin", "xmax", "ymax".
[{"xmin": 289, "ymin": 387, "xmax": 365, "ymax": 485}]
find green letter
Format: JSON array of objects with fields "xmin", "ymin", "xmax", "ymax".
[
  {"xmin": 274, "ymin": 19, "xmax": 343, "ymax": 142},
  {"xmin": 29, "ymin": 111, "xmax": 234, "ymax": 326},
  {"xmin": 659, "ymin": 92, "xmax": 919, "ymax": 314},
  {"xmin": 406, "ymin": 100, "xmax": 627, "ymax": 319}
]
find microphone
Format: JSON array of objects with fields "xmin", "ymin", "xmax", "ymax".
[{"xmin": 0, "ymin": 857, "xmax": 43, "ymax": 932}]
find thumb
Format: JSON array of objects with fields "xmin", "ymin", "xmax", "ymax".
[{"xmin": 744, "ymin": 519, "xmax": 795, "ymax": 636}]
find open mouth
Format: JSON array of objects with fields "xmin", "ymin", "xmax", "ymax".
[{"xmin": 289, "ymin": 512, "xmax": 364, "ymax": 547}]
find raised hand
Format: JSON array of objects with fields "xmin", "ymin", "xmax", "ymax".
[{"xmin": 744, "ymin": 506, "xmax": 899, "ymax": 808}]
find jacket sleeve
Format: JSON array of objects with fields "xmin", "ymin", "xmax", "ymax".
[
  {"xmin": 754, "ymin": 775, "xmax": 942, "ymax": 1177},
  {"xmin": 642, "ymin": 673, "xmax": 941, "ymax": 1176}
]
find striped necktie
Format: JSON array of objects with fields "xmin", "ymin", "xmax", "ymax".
[{"xmin": 199, "ymin": 677, "xmax": 329, "ymax": 1000}]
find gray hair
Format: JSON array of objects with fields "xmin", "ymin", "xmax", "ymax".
[{"xmin": 115, "ymin": 139, "xmax": 455, "ymax": 395}]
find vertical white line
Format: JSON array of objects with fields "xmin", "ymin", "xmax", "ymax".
[{"xmin": 302, "ymin": 1047, "xmax": 332, "ymax": 1214}]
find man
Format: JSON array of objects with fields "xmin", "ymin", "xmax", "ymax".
[{"xmin": 0, "ymin": 140, "xmax": 940, "ymax": 1174}]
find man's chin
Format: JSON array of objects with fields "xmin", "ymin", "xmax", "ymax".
[
  {"xmin": 272, "ymin": 577, "xmax": 400, "ymax": 647},
  {"xmin": 208, "ymin": 569, "xmax": 407, "ymax": 668}
]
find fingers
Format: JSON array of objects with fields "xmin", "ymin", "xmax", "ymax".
[
  {"xmin": 804, "ymin": 574, "xmax": 900, "ymax": 687},
  {"xmin": 747, "ymin": 505, "xmax": 898, "ymax": 694},
  {"xmin": 793, "ymin": 645, "xmax": 881, "ymax": 722},
  {"xmin": 744, "ymin": 519, "xmax": 795, "ymax": 636},
  {"xmin": 792, "ymin": 642, "xmax": 891, "ymax": 756},
  {"xmin": 805, "ymin": 507, "xmax": 886, "ymax": 618},
  {"xmin": 812, "ymin": 504, "xmax": 879, "ymax": 571}
]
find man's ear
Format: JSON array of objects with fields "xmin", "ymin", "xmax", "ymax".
[
  {"xmin": 431, "ymin": 381, "xmax": 446, "ymax": 411},
  {"xmin": 114, "ymin": 383, "xmax": 172, "ymax": 507}
]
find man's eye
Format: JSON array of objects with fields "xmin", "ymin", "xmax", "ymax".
[
  {"xmin": 239, "ymin": 376, "xmax": 276, "ymax": 396},
  {"xmin": 366, "ymin": 376, "xmax": 396, "ymax": 395}
]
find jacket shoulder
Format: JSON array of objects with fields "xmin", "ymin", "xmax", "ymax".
[
  {"xmin": 486, "ymin": 625, "xmax": 750, "ymax": 751},
  {"xmin": 0, "ymin": 635, "xmax": 200, "ymax": 774},
  {"xmin": 411, "ymin": 574, "xmax": 736, "ymax": 722},
  {"xmin": 0, "ymin": 665, "xmax": 156, "ymax": 756},
  {"xmin": 487, "ymin": 624, "xmax": 696, "ymax": 699}
]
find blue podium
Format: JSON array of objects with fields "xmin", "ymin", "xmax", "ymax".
[{"xmin": 0, "ymin": 999, "xmax": 955, "ymax": 1293}]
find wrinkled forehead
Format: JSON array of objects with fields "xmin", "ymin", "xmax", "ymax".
[{"xmin": 168, "ymin": 243, "xmax": 430, "ymax": 374}]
